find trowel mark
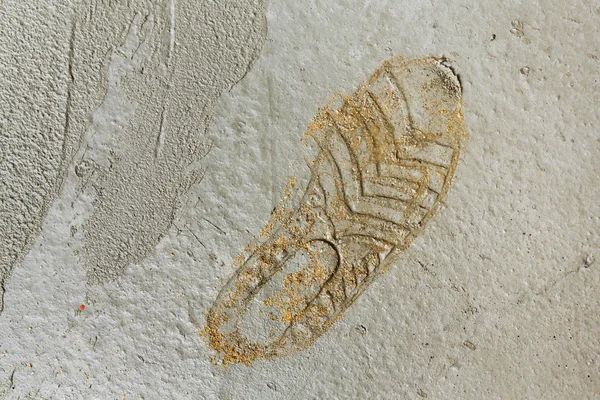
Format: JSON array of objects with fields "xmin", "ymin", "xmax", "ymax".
[
  {"xmin": 168, "ymin": 0, "xmax": 175, "ymax": 64},
  {"xmin": 66, "ymin": 0, "xmax": 268, "ymax": 284},
  {"xmin": 154, "ymin": 107, "xmax": 168, "ymax": 159}
]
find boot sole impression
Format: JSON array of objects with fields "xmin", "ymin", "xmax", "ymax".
[{"xmin": 206, "ymin": 56, "xmax": 469, "ymax": 365}]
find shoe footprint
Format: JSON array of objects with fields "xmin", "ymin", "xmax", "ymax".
[{"xmin": 206, "ymin": 57, "xmax": 469, "ymax": 365}]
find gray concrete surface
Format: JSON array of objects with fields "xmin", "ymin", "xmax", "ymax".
[{"xmin": 0, "ymin": 0, "xmax": 599, "ymax": 398}]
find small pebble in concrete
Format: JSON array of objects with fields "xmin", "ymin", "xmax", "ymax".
[{"xmin": 464, "ymin": 340, "xmax": 477, "ymax": 350}]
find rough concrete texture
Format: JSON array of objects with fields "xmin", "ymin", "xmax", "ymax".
[
  {"xmin": 0, "ymin": 0, "xmax": 267, "ymax": 305},
  {"xmin": 0, "ymin": 0, "xmax": 599, "ymax": 398},
  {"xmin": 0, "ymin": 0, "xmax": 73, "ymax": 313},
  {"xmin": 69, "ymin": 0, "xmax": 267, "ymax": 285}
]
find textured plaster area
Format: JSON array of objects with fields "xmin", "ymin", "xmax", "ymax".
[
  {"xmin": 0, "ymin": 0, "xmax": 73, "ymax": 313},
  {"xmin": 0, "ymin": 0, "xmax": 599, "ymax": 399},
  {"xmin": 68, "ymin": 0, "xmax": 267, "ymax": 285},
  {"xmin": 0, "ymin": 0, "xmax": 267, "ymax": 302}
]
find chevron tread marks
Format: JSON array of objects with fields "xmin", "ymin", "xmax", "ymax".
[{"xmin": 205, "ymin": 56, "xmax": 469, "ymax": 365}]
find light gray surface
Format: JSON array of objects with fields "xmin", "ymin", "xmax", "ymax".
[
  {"xmin": 0, "ymin": 0, "xmax": 73, "ymax": 313},
  {"xmin": 0, "ymin": 0, "xmax": 599, "ymax": 398}
]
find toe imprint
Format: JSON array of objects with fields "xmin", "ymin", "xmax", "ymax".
[{"xmin": 205, "ymin": 56, "xmax": 469, "ymax": 365}]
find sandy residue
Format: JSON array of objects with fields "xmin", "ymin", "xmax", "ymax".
[{"xmin": 205, "ymin": 56, "xmax": 469, "ymax": 365}]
